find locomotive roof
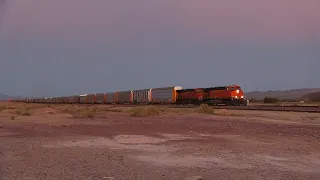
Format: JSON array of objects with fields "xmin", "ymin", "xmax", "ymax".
[
  {"xmin": 204, "ymin": 86, "xmax": 228, "ymax": 90},
  {"xmin": 177, "ymin": 88, "xmax": 204, "ymax": 92}
]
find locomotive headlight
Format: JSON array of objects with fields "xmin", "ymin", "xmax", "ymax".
[
  {"xmin": 241, "ymin": 96, "xmax": 244, "ymax": 99},
  {"xmin": 236, "ymin": 90, "xmax": 239, "ymax": 93},
  {"xmin": 235, "ymin": 96, "xmax": 238, "ymax": 99}
]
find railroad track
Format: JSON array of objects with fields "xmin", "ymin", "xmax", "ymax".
[
  {"xmin": 12, "ymin": 102, "xmax": 320, "ymax": 113},
  {"xmin": 89, "ymin": 103, "xmax": 320, "ymax": 113},
  {"xmin": 164, "ymin": 104, "xmax": 320, "ymax": 113},
  {"xmin": 213, "ymin": 105, "xmax": 320, "ymax": 113}
]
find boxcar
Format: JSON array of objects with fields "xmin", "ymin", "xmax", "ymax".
[
  {"xmin": 53, "ymin": 97, "xmax": 58, "ymax": 104},
  {"xmin": 43, "ymin": 98, "xmax": 48, "ymax": 103},
  {"xmin": 48, "ymin": 98, "xmax": 53, "ymax": 103},
  {"xmin": 56, "ymin": 97, "xmax": 61, "ymax": 103},
  {"xmin": 95, "ymin": 93, "xmax": 106, "ymax": 104},
  {"xmin": 118, "ymin": 90, "xmax": 133, "ymax": 104},
  {"xmin": 86, "ymin": 94, "xmax": 96, "ymax": 104},
  {"xmin": 68, "ymin": 96, "xmax": 73, "ymax": 104},
  {"xmin": 150, "ymin": 86, "xmax": 182, "ymax": 104},
  {"xmin": 74, "ymin": 96, "xmax": 80, "ymax": 104},
  {"xmin": 41, "ymin": 98, "xmax": 46, "ymax": 103},
  {"xmin": 132, "ymin": 89, "xmax": 151, "ymax": 104},
  {"xmin": 68, "ymin": 96, "xmax": 80, "ymax": 104},
  {"xmin": 45, "ymin": 98, "xmax": 52, "ymax": 103},
  {"xmin": 79, "ymin": 94, "xmax": 87, "ymax": 104},
  {"xmin": 106, "ymin": 92, "xmax": 118, "ymax": 104},
  {"xmin": 63, "ymin": 96, "xmax": 69, "ymax": 103}
]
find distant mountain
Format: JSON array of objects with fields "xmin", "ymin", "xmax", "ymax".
[
  {"xmin": 245, "ymin": 88, "xmax": 320, "ymax": 101},
  {"xmin": 301, "ymin": 92, "xmax": 320, "ymax": 102}
]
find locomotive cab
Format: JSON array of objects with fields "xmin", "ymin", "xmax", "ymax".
[{"xmin": 227, "ymin": 85, "xmax": 244, "ymax": 100}]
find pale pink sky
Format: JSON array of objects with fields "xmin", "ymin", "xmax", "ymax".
[
  {"xmin": 0, "ymin": 0, "xmax": 320, "ymax": 96},
  {"xmin": 3, "ymin": 0, "xmax": 320, "ymax": 44}
]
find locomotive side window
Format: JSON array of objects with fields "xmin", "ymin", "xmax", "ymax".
[{"xmin": 229, "ymin": 87, "xmax": 241, "ymax": 91}]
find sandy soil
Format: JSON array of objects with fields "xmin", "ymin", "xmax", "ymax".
[{"xmin": 0, "ymin": 102, "xmax": 320, "ymax": 180}]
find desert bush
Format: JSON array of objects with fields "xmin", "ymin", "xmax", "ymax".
[
  {"xmin": 90, "ymin": 107, "xmax": 98, "ymax": 113},
  {"xmin": 248, "ymin": 98, "xmax": 261, "ymax": 103},
  {"xmin": 195, "ymin": 104, "xmax": 215, "ymax": 114},
  {"xmin": 102, "ymin": 108, "xmax": 123, "ymax": 112},
  {"xmin": 14, "ymin": 109, "xmax": 31, "ymax": 116},
  {"xmin": 130, "ymin": 106, "xmax": 163, "ymax": 117},
  {"xmin": 5, "ymin": 106, "xmax": 16, "ymax": 110},
  {"xmin": 263, "ymin": 97, "xmax": 279, "ymax": 104},
  {"xmin": 0, "ymin": 105, "xmax": 5, "ymax": 112},
  {"xmin": 22, "ymin": 111, "xmax": 31, "ymax": 116},
  {"xmin": 70, "ymin": 107, "xmax": 96, "ymax": 119},
  {"xmin": 80, "ymin": 110, "xmax": 95, "ymax": 118},
  {"xmin": 61, "ymin": 106, "xmax": 75, "ymax": 114},
  {"xmin": 10, "ymin": 116, "xmax": 16, "ymax": 120},
  {"xmin": 24, "ymin": 106, "xmax": 33, "ymax": 111}
]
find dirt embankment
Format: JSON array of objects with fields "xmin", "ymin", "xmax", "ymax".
[{"xmin": 0, "ymin": 102, "xmax": 320, "ymax": 180}]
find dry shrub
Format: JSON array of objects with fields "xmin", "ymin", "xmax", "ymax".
[
  {"xmin": 61, "ymin": 107, "xmax": 73, "ymax": 113},
  {"xmin": 130, "ymin": 106, "xmax": 164, "ymax": 117},
  {"xmin": 0, "ymin": 105, "xmax": 16, "ymax": 111},
  {"xmin": 80, "ymin": 110, "xmax": 95, "ymax": 118},
  {"xmin": 22, "ymin": 111, "xmax": 31, "ymax": 116},
  {"xmin": 70, "ymin": 107, "xmax": 96, "ymax": 119},
  {"xmin": 103, "ymin": 108, "xmax": 122, "ymax": 112},
  {"xmin": 24, "ymin": 106, "xmax": 33, "ymax": 111},
  {"xmin": 10, "ymin": 116, "xmax": 16, "ymax": 120},
  {"xmin": 14, "ymin": 109, "xmax": 31, "ymax": 116},
  {"xmin": 0, "ymin": 105, "xmax": 5, "ymax": 112},
  {"xmin": 47, "ymin": 111, "xmax": 54, "ymax": 115},
  {"xmin": 306, "ymin": 115, "xmax": 319, "ymax": 120},
  {"xmin": 5, "ymin": 106, "xmax": 16, "ymax": 110},
  {"xmin": 90, "ymin": 107, "xmax": 98, "ymax": 113},
  {"xmin": 195, "ymin": 104, "xmax": 215, "ymax": 114}
]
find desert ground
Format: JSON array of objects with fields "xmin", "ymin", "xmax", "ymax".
[{"xmin": 0, "ymin": 102, "xmax": 320, "ymax": 180}]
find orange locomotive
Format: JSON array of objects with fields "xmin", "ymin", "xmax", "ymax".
[
  {"xmin": 176, "ymin": 88, "xmax": 204, "ymax": 105},
  {"xmin": 176, "ymin": 85, "xmax": 246, "ymax": 106},
  {"xmin": 202, "ymin": 85, "xmax": 245, "ymax": 105}
]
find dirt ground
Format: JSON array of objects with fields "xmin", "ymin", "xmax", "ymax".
[{"xmin": 0, "ymin": 102, "xmax": 320, "ymax": 180}]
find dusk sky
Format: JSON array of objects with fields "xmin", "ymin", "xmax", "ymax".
[{"xmin": 0, "ymin": 0, "xmax": 319, "ymax": 97}]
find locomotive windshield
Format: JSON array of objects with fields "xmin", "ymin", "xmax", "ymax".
[{"xmin": 228, "ymin": 87, "xmax": 241, "ymax": 91}]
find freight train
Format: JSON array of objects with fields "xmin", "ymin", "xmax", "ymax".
[{"xmin": 9, "ymin": 85, "xmax": 247, "ymax": 106}]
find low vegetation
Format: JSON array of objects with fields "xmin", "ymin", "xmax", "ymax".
[
  {"xmin": 130, "ymin": 106, "xmax": 165, "ymax": 117},
  {"xmin": 302, "ymin": 92, "xmax": 320, "ymax": 102},
  {"xmin": 102, "ymin": 108, "xmax": 122, "ymax": 112},
  {"xmin": 195, "ymin": 104, "xmax": 215, "ymax": 114},
  {"xmin": 14, "ymin": 108, "xmax": 32, "ymax": 116},
  {"xmin": 64, "ymin": 106, "xmax": 97, "ymax": 119},
  {"xmin": 0, "ymin": 105, "xmax": 16, "ymax": 112},
  {"xmin": 0, "ymin": 105, "xmax": 5, "ymax": 112},
  {"xmin": 79, "ymin": 109, "xmax": 95, "ymax": 118},
  {"xmin": 263, "ymin": 97, "xmax": 279, "ymax": 104}
]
